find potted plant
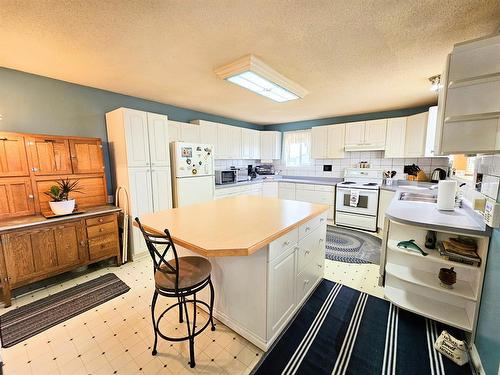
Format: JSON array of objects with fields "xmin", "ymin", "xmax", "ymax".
[{"xmin": 44, "ymin": 178, "xmax": 82, "ymax": 215}]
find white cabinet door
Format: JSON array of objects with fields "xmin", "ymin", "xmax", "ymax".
[
  {"xmin": 385, "ymin": 117, "xmax": 406, "ymax": 158},
  {"xmin": 405, "ymin": 112, "xmax": 428, "ymax": 157},
  {"xmin": 147, "ymin": 113, "xmax": 170, "ymax": 167},
  {"xmin": 151, "ymin": 166, "xmax": 172, "ymax": 212},
  {"xmin": 196, "ymin": 121, "xmax": 219, "ymax": 158},
  {"xmin": 364, "ymin": 119, "xmax": 387, "ymax": 147},
  {"xmin": 326, "ymin": 124, "xmax": 346, "ymax": 158},
  {"xmin": 250, "ymin": 129, "xmax": 261, "ymax": 159},
  {"xmin": 241, "ymin": 128, "xmax": 252, "ymax": 159},
  {"xmin": 278, "ymin": 184, "xmax": 296, "ymax": 200},
  {"xmin": 261, "ymin": 131, "xmax": 282, "ymax": 160},
  {"xmin": 124, "ymin": 109, "xmax": 151, "ymax": 167},
  {"xmin": 268, "ymin": 248, "xmax": 296, "ymax": 338},
  {"xmin": 311, "ymin": 127, "xmax": 328, "ymax": 159},
  {"xmin": 377, "ymin": 189, "xmax": 395, "ymax": 230},
  {"xmin": 229, "ymin": 126, "xmax": 242, "ymax": 159},
  {"xmin": 168, "ymin": 121, "xmax": 181, "ymax": 142},
  {"xmin": 217, "ymin": 124, "xmax": 231, "ymax": 159},
  {"xmin": 262, "ymin": 182, "xmax": 278, "ymax": 197},
  {"xmin": 128, "ymin": 167, "xmax": 153, "ymax": 256},
  {"xmin": 180, "ymin": 123, "xmax": 201, "ymax": 143},
  {"xmin": 345, "ymin": 121, "xmax": 365, "ymax": 146}
]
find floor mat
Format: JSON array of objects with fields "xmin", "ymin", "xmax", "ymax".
[{"xmin": 326, "ymin": 225, "xmax": 381, "ymax": 264}]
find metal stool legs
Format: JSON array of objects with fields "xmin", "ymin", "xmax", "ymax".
[
  {"xmin": 149, "ymin": 279, "xmax": 216, "ymax": 368},
  {"xmin": 151, "ymin": 290, "xmax": 159, "ymax": 356}
]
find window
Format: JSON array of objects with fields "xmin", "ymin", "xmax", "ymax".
[{"xmin": 282, "ymin": 130, "xmax": 312, "ymax": 167}]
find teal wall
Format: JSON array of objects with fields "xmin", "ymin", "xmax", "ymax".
[
  {"xmin": 0, "ymin": 67, "xmax": 260, "ymax": 191},
  {"xmin": 264, "ymin": 105, "xmax": 432, "ymax": 132},
  {"xmin": 475, "ymin": 190, "xmax": 500, "ymax": 375}
]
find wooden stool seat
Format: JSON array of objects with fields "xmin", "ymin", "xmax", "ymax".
[{"xmin": 155, "ymin": 256, "xmax": 212, "ymax": 290}]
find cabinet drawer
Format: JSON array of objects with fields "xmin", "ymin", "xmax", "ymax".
[
  {"xmin": 86, "ymin": 214, "xmax": 115, "ymax": 227},
  {"xmin": 295, "ymin": 183, "xmax": 315, "ymax": 191},
  {"xmin": 268, "ymin": 228, "xmax": 298, "ymax": 262},
  {"xmin": 296, "ymin": 261, "xmax": 321, "ymax": 305},
  {"xmin": 315, "ymin": 185, "xmax": 335, "ymax": 193},
  {"xmin": 299, "ymin": 213, "xmax": 327, "ymax": 238},
  {"xmin": 87, "ymin": 221, "xmax": 116, "ymax": 238},
  {"xmin": 88, "ymin": 233, "xmax": 118, "ymax": 260},
  {"xmin": 297, "ymin": 225, "xmax": 326, "ymax": 273}
]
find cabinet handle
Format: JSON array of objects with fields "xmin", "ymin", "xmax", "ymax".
[
  {"xmin": 31, "ymin": 167, "xmax": 39, "ymax": 172},
  {"xmin": 304, "ymin": 280, "xmax": 310, "ymax": 285},
  {"xmin": 28, "ymin": 194, "xmax": 34, "ymax": 199},
  {"xmin": 319, "ymin": 238, "xmax": 324, "ymax": 242},
  {"xmin": 99, "ymin": 228, "xmax": 104, "ymax": 232},
  {"xmin": 305, "ymin": 227, "xmax": 311, "ymax": 231},
  {"xmin": 318, "ymin": 264, "xmax": 323, "ymax": 268},
  {"xmin": 98, "ymin": 218, "xmax": 103, "ymax": 223},
  {"xmin": 80, "ymin": 240, "xmax": 85, "ymax": 246},
  {"xmin": 0, "ymin": 137, "xmax": 7, "ymax": 141},
  {"xmin": 283, "ymin": 240, "xmax": 290, "ymax": 246},
  {"xmin": 305, "ymin": 250, "xmax": 310, "ymax": 255},
  {"xmin": 320, "ymin": 218, "xmax": 325, "ymax": 222}
]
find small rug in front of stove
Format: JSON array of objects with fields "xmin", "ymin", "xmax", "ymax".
[{"xmin": 325, "ymin": 225, "xmax": 381, "ymax": 264}]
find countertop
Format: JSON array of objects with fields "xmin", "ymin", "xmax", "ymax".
[
  {"xmin": 385, "ymin": 192, "xmax": 490, "ymax": 237},
  {"xmin": 215, "ymin": 175, "xmax": 342, "ymax": 189},
  {"xmin": 137, "ymin": 195, "xmax": 329, "ymax": 257},
  {"xmin": 0, "ymin": 205, "xmax": 121, "ymax": 232}
]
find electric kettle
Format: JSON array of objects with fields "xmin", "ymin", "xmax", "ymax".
[{"xmin": 430, "ymin": 168, "xmax": 447, "ymax": 183}]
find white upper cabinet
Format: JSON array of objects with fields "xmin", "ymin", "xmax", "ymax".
[
  {"xmin": 311, "ymin": 124, "xmax": 345, "ymax": 159},
  {"xmin": 261, "ymin": 131, "xmax": 282, "ymax": 160},
  {"xmin": 326, "ymin": 124, "xmax": 345, "ymax": 159},
  {"xmin": 192, "ymin": 120, "xmax": 219, "ymax": 157},
  {"xmin": 364, "ymin": 119, "xmax": 387, "ymax": 146},
  {"xmin": 437, "ymin": 34, "xmax": 500, "ymax": 154},
  {"xmin": 123, "ymin": 109, "xmax": 151, "ymax": 167},
  {"xmin": 345, "ymin": 120, "xmax": 387, "ymax": 151},
  {"xmin": 217, "ymin": 124, "xmax": 242, "ymax": 159},
  {"xmin": 385, "ymin": 117, "xmax": 407, "ymax": 158},
  {"xmin": 404, "ymin": 112, "xmax": 428, "ymax": 157},
  {"xmin": 147, "ymin": 113, "xmax": 170, "ymax": 166},
  {"xmin": 180, "ymin": 123, "xmax": 201, "ymax": 143},
  {"xmin": 242, "ymin": 128, "xmax": 261, "ymax": 159},
  {"xmin": 345, "ymin": 121, "xmax": 365, "ymax": 147},
  {"xmin": 311, "ymin": 127, "xmax": 328, "ymax": 159},
  {"xmin": 168, "ymin": 121, "xmax": 181, "ymax": 142}
]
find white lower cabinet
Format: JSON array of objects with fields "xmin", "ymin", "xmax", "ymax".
[
  {"xmin": 278, "ymin": 182, "xmax": 296, "ymax": 200},
  {"xmin": 262, "ymin": 181, "xmax": 278, "ymax": 197},
  {"xmin": 377, "ymin": 189, "xmax": 395, "ymax": 230},
  {"xmin": 294, "ymin": 184, "xmax": 335, "ymax": 221},
  {"xmin": 267, "ymin": 213, "xmax": 326, "ymax": 341},
  {"xmin": 267, "ymin": 246, "xmax": 297, "ymax": 338}
]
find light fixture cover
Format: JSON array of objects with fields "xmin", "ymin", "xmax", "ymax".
[{"xmin": 214, "ymin": 55, "xmax": 308, "ymax": 102}]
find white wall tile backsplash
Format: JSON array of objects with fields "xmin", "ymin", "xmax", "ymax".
[{"xmin": 272, "ymin": 151, "xmax": 450, "ymax": 179}]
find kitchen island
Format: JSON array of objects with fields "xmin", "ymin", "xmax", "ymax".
[{"xmin": 138, "ymin": 195, "xmax": 329, "ymax": 350}]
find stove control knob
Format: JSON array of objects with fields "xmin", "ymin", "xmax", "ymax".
[
  {"xmin": 192, "ymin": 168, "xmax": 198, "ymax": 175},
  {"xmin": 186, "ymin": 158, "xmax": 191, "ymax": 165}
]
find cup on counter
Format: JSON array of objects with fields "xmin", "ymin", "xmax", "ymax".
[{"xmin": 386, "ymin": 178, "xmax": 393, "ymax": 186}]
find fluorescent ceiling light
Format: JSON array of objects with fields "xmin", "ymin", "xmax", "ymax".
[{"xmin": 215, "ymin": 55, "xmax": 308, "ymax": 102}]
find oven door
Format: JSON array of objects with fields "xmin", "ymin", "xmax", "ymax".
[{"xmin": 335, "ymin": 187, "xmax": 378, "ymax": 216}]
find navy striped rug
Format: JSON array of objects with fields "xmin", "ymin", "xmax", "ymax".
[{"xmin": 253, "ymin": 279, "xmax": 472, "ymax": 375}]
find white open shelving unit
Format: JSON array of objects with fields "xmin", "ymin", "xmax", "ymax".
[{"xmin": 381, "ymin": 220, "xmax": 490, "ymax": 337}]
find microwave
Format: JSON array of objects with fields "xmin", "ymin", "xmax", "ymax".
[{"xmin": 215, "ymin": 170, "xmax": 237, "ymax": 185}]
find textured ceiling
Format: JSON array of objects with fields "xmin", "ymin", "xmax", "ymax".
[{"xmin": 1, "ymin": 1, "xmax": 499, "ymax": 125}]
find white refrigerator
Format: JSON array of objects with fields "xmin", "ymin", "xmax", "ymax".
[{"xmin": 171, "ymin": 142, "xmax": 215, "ymax": 207}]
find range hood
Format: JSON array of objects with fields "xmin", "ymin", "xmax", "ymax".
[{"xmin": 344, "ymin": 142, "xmax": 386, "ymax": 151}]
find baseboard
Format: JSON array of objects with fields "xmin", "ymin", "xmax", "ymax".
[{"xmin": 469, "ymin": 344, "xmax": 485, "ymax": 375}]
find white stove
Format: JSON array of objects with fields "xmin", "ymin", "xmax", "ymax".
[{"xmin": 335, "ymin": 168, "xmax": 384, "ymax": 232}]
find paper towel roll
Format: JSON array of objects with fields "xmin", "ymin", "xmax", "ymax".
[{"xmin": 437, "ymin": 180, "xmax": 457, "ymax": 211}]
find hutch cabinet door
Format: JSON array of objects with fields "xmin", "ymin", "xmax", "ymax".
[
  {"xmin": 147, "ymin": 113, "xmax": 170, "ymax": 167},
  {"xmin": 0, "ymin": 133, "xmax": 29, "ymax": 177},
  {"xmin": 54, "ymin": 222, "xmax": 83, "ymax": 267},
  {"xmin": 27, "ymin": 137, "xmax": 72, "ymax": 175},
  {"xmin": 69, "ymin": 139, "xmax": 105, "ymax": 174},
  {"xmin": 31, "ymin": 228, "xmax": 58, "ymax": 272},
  {"xmin": 0, "ymin": 177, "xmax": 35, "ymax": 218},
  {"xmin": 1, "ymin": 232, "xmax": 36, "ymax": 285}
]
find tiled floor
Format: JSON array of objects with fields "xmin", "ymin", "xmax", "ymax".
[{"xmin": 1, "ymin": 256, "xmax": 384, "ymax": 375}]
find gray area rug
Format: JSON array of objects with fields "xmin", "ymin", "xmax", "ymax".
[
  {"xmin": 0, "ymin": 273, "xmax": 129, "ymax": 347},
  {"xmin": 325, "ymin": 225, "xmax": 381, "ymax": 264}
]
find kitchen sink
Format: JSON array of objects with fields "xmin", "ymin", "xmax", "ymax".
[
  {"xmin": 399, "ymin": 185, "xmax": 431, "ymax": 191},
  {"xmin": 399, "ymin": 192, "xmax": 437, "ymax": 203}
]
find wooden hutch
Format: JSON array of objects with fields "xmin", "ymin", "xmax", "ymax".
[{"xmin": 0, "ymin": 131, "xmax": 121, "ymax": 307}]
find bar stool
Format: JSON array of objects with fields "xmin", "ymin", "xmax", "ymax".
[{"xmin": 135, "ymin": 218, "xmax": 216, "ymax": 368}]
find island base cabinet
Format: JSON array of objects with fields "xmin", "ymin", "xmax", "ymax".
[
  {"xmin": 267, "ymin": 247, "xmax": 297, "ymax": 339},
  {"xmin": 183, "ymin": 211, "xmax": 327, "ymax": 351}
]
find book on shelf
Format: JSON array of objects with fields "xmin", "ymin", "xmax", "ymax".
[{"xmin": 438, "ymin": 242, "xmax": 481, "ymax": 267}]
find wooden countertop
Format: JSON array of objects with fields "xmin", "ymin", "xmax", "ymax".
[
  {"xmin": 0, "ymin": 205, "xmax": 121, "ymax": 232},
  {"xmin": 137, "ymin": 196, "xmax": 329, "ymax": 257}
]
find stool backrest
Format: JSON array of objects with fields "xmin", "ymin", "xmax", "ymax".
[{"xmin": 135, "ymin": 218, "xmax": 180, "ymax": 290}]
